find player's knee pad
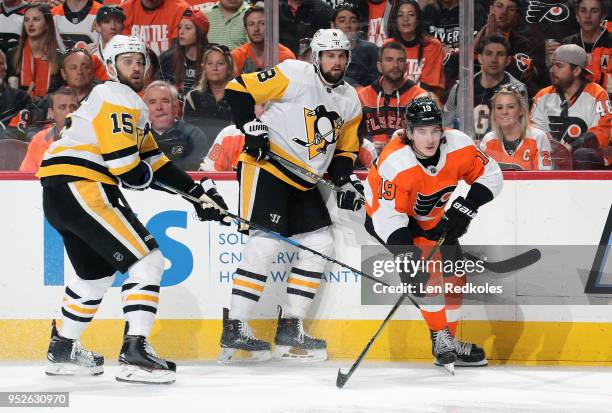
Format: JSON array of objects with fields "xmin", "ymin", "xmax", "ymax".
[
  {"xmin": 126, "ymin": 248, "xmax": 165, "ymax": 285},
  {"xmin": 69, "ymin": 275, "xmax": 114, "ymax": 298},
  {"xmin": 242, "ymin": 230, "xmax": 282, "ymax": 273},
  {"xmin": 294, "ymin": 227, "xmax": 334, "ymax": 269}
]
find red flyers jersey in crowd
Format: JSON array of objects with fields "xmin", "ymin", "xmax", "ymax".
[{"xmin": 121, "ymin": 0, "xmax": 189, "ymax": 55}]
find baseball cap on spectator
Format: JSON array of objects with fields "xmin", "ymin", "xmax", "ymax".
[
  {"xmin": 182, "ymin": 8, "xmax": 209, "ymax": 35},
  {"xmin": 332, "ymin": 3, "xmax": 360, "ymax": 21},
  {"xmin": 96, "ymin": 5, "xmax": 126, "ymax": 23},
  {"xmin": 551, "ymin": 44, "xmax": 594, "ymax": 75}
]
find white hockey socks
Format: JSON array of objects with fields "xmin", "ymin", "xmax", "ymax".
[{"xmin": 60, "ymin": 276, "xmax": 113, "ymax": 339}]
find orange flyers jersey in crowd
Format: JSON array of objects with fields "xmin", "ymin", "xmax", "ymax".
[
  {"xmin": 531, "ymin": 82, "xmax": 612, "ymax": 148},
  {"xmin": 364, "ymin": 128, "xmax": 503, "ymax": 243},
  {"xmin": 398, "ymin": 37, "xmax": 445, "ymax": 90},
  {"xmin": 480, "ymin": 126, "xmax": 553, "ymax": 171},
  {"xmin": 52, "ymin": 1, "xmax": 102, "ymax": 49},
  {"xmin": 367, "ymin": 0, "xmax": 391, "ymax": 46},
  {"xmin": 121, "ymin": 0, "xmax": 189, "ymax": 55},
  {"xmin": 200, "ymin": 124, "xmax": 244, "ymax": 171},
  {"xmin": 231, "ymin": 43, "xmax": 296, "ymax": 75},
  {"xmin": 358, "ymin": 78, "xmax": 427, "ymax": 145}
]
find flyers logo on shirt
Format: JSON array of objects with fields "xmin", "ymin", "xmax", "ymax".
[
  {"xmin": 548, "ymin": 115, "xmax": 588, "ymax": 142},
  {"xmin": 413, "ymin": 185, "xmax": 457, "ymax": 219},
  {"xmin": 526, "ymin": 1, "xmax": 570, "ymax": 24},
  {"xmin": 292, "ymin": 105, "xmax": 344, "ymax": 160}
]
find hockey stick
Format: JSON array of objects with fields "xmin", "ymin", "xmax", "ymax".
[
  {"xmin": 266, "ymin": 152, "xmax": 366, "ymax": 206},
  {"xmin": 463, "ymin": 248, "xmax": 541, "ymax": 274},
  {"xmin": 154, "ymin": 180, "xmax": 405, "ymax": 296},
  {"xmin": 336, "ymin": 236, "xmax": 446, "ymax": 389}
]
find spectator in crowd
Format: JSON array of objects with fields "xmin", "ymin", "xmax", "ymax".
[
  {"xmin": 232, "ymin": 5, "xmax": 295, "ymax": 75},
  {"xmin": 366, "ymin": 0, "xmax": 392, "ymax": 46},
  {"xmin": 518, "ymin": 0, "xmax": 579, "ymax": 57},
  {"xmin": 0, "ymin": 0, "xmax": 28, "ymax": 55},
  {"xmin": 205, "ymin": 0, "xmax": 248, "ymax": 51},
  {"xmin": 144, "ymin": 81, "xmax": 212, "ymax": 171},
  {"xmin": 480, "ymin": 84, "xmax": 552, "ymax": 170},
  {"xmin": 444, "ymin": 35, "xmax": 528, "ymax": 141},
  {"xmin": 122, "ymin": 0, "xmax": 189, "ymax": 56},
  {"xmin": 0, "ymin": 49, "xmax": 32, "ymax": 141},
  {"xmin": 474, "ymin": 0, "xmax": 542, "ymax": 94},
  {"xmin": 563, "ymin": 0, "xmax": 611, "ymax": 93},
  {"xmin": 61, "ymin": 48, "xmax": 94, "ymax": 102},
  {"xmin": 531, "ymin": 44, "xmax": 612, "ymax": 170},
  {"xmin": 385, "ymin": 0, "xmax": 445, "ymax": 97},
  {"xmin": 297, "ymin": 37, "xmax": 313, "ymax": 63},
  {"xmin": 90, "ymin": 5, "xmax": 125, "ymax": 81},
  {"xmin": 331, "ymin": 3, "xmax": 379, "ymax": 88},
  {"xmin": 279, "ymin": 0, "xmax": 333, "ymax": 55},
  {"xmin": 184, "ymin": 45, "xmax": 234, "ymax": 139},
  {"xmin": 51, "ymin": 0, "xmax": 102, "ymax": 49},
  {"xmin": 421, "ymin": 0, "xmax": 488, "ymax": 102},
  {"xmin": 19, "ymin": 86, "xmax": 77, "ymax": 172},
  {"xmin": 145, "ymin": 47, "xmax": 160, "ymax": 92},
  {"xmin": 358, "ymin": 41, "xmax": 426, "ymax": 153},
  {"xmin": 159, "ymin": 8, "xmax": 209, "ymax": 102},
  {"xmin": 7, "ymin": 4, "xmax": 64, "ymax": 102}
]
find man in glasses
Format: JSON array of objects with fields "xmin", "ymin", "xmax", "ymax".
[
  {"xmin": 38, "ymin": 35, "xmax": 230, "ymax": 384},
  {"xmin": 531, "ymin": 44, "xmax": 611, "ymax": 169},
  {"xmin": 220, "ymin": 29, "xmax": 363, "ymax": 363}
]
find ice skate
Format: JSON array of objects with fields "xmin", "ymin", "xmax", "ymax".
[
  {"xmin": 218, "ymin": 308, "xmax": 272, "ymax": 364},
  {"xmin": 46, "ymin": 320, "xmax": 104, "ymax": 377},
  {"xmin": 273, "ymin": 307, "xmax": 327, "ymax": 362},
  {"xmin": 116, "ymin": 334, "xmax": 176, "ymax": 384},
  {"xmin": 448, "ymin": 337, "xmax": 488, "ymax": 367},
  {"xmin": 430, "ymin": 327, "xmax": 456, "ymax": 375}
]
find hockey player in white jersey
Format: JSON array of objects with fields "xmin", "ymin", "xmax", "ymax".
[
  {"xmin": 38, "ymin": 35, "xmax": 230, "ymax": 383},
  {"xmin": 220, "ymin": 29, "xmax": 363, "ymax": 363}
]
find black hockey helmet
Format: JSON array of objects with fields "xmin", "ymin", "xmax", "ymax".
[{"xmin": 405, "ymin": 96, "xmax": 442, "ymax": 129}]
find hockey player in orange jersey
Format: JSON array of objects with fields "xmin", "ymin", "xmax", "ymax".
[{"xmin": 364, "ymin": 96, "xmax": 503, "ymax": 373}]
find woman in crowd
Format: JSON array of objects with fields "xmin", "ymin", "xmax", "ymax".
[
  {"xmin": 385, "ymin": 0, "xmax": 444, "ymax": 98},
  {"xmin": 7, "ymin": 3, "xmax": 64, "ymax": 103},
  {"xmin": 159, "ymin": 8, "xmax": 209, "ymax": 103},
  {"xmin": 183, "ymin": 44, "xmax": 234, "ymax": 138},
  {"xmin": 480, "ymin": 85, "xmax": 553, "ymax": 171}
]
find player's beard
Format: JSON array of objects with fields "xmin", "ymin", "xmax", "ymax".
[
  {"xmin": 321, "ymin": 67, "xmax": 346, "ymax": 85},
  {"xmin": 117, "ymin": 70, "xmax": 144, "ymax": 93}
]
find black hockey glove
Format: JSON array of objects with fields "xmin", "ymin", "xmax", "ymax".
[
  {"xmin": 185, "ymin": 178, "xmax": 232, "ymax": 225},
  {"xmin": 336, "ymin": 174, "xmax": 365, "ymax": 211},
  {"xmin": 118, "ymin": 161, "xmax": 152, "ymax": 191},
  {"xmin": 396, "ymin": 246, "xmax": 429, "ymax": 298},
  {"xmin": 242, "ymin": 119, "xmax": 270, "ymax": 162},
  {"xmin": 434, "ymin": 196, "xmax": 478, "ymax": 241}
]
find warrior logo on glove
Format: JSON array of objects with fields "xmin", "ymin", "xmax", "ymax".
[{"xmin": 292, "ymin": 105, "xmax": 344, "ymax": 159}]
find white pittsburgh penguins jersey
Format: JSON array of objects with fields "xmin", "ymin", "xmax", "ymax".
[
  {"xmin": 226, "ymin": 59, "xmax": 362, "ymax": 190},
  {"xmin": 37, "ymin": 81, "xmax": 169, "ymax": 184},
  {"xmin": 51, "ymin": 0, "xmax": 101, "ymax": 49}
]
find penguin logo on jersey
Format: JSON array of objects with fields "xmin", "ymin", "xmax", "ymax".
[
  {"xmin": 413, "ymin": 185, "xmax": 457, "ymax": 219},
  {"xmin": 548, "ymin": 115, "xmax": 588, "ymax": 142},
  {"xmin": 293, "ymin": 105, "xmax": 344, "ymax": 159},
  {"xmin": 526, "ymin": 1, "xmax": 570, "ymax": 23}
]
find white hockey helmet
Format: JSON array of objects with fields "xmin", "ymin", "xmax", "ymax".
[
  {"xmin": 103, "ymin": 35, "xmax": 149, "ymax": 82},
  {"xmin": 310, "ymin": 29, "xmax": 351, "ymax": 83}
]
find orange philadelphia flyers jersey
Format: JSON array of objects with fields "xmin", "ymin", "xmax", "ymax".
[
  {"xmin": 367, "ymin": 0, "xmax": 391, "ymax": 46},
  {"xmin": 394, "ymin": 37, "xmax": 445, "ymax": 90},
  {"xmin": 364, "ymin": 128, "xmax": 503, "ymax": 243},
  {"xmin": 480, "ymin": 126, "xmax": 553, "ymax": 171},
  {"xmin": 121, "ymin": 0, "xmax": 189, "ymax": 55},
  {"xmin": 200, "ymin": 124, "xmax": 244, "ymax": 171}
]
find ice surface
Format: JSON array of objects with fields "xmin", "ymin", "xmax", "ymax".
[{"xmin": 1, "ymin": 361, "xmax": 611, "ymax": 413}]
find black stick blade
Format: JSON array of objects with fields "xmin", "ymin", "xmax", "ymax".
[
  {"xmin": 465, "ymin": 248, "xmax": 542, "ymax": 274},
  {"xmin": 336, "ymin": 369, "xmax": 350, "ymax": 389}
]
